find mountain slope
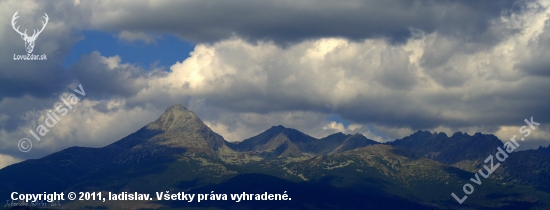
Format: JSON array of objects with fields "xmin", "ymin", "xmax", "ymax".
[
  {"xmin": 494, "ymin": 148, "xmax": 550, "ymax": 193},
  {"xmin": 388, "ymin": 130, "xmax": 505, "ymax": 171},
  {"xmin": 0, "ymin": 105, "xmax": 232, "ymax": 198},
  {"xmin": 227, "ymin": 126, "xmax": 378, "ymax": 158},
  {"xmin": 1, "ymin": 105, "xmax": 549, "ymax": 210},
  {"xmin": 388, "ymin": 130, "xmax": 550, "ymax": 194}
]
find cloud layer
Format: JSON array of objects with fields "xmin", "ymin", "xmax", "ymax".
[
  {"xmin": 1, "ymin": 0, "xmax": 549, "ymax": 168},
  {"xmin": 87, "ymin": 0, "xmax": 533, "ymax": 45}
]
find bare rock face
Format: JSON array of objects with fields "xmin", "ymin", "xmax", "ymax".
[
  {"xmin": 112, "ymin": 105, "xmax": 229, "ymax": 163},
  {"xmin": 147, "ymin": 104, "xmax": 226, "ymax": 151},
  {"xmin": 158, "ymin": 105, "xmax": 226, "ymax": 150},
  {"xmin": 146, "ymin": 104, "xmax": 201, "ymax": 133}
]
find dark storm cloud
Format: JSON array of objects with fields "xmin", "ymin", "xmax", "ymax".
[
  {"xmin": 516, "ymin": 17, "xmax": 550, "ymax": 77},
  {"xmin": 0, "ymin": 62, "xmax": 69, "ymax": 100},
  {"xmin": 91, "ymin": 0, "xmax": 534, "ymax": 45},
  {"xmin": 0, "ymin": 26, "xmax": 71, "ymax": 100},
  {"xmin": 0, "ymin": 0, "xmax": 89, "ymax": 100},
  {"xmin": 70, "ymin": 52, "xmax": 165, "ymax": 98},
  {"xmin": 375, "ymin": 48, "xmax": 417, "ymax": 90}
]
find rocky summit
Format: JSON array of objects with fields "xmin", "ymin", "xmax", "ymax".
[
  {"xmin": 144, "ymin": 104, "xmax": 227, "ymax": 153},
  {"xmin": 1, "ymin": 105, "xmax": 549, "ymax": 210}
]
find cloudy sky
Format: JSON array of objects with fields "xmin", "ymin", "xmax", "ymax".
[{"xmin": 1, "ymin": 0, "xmax": 549, "ymax": 169}]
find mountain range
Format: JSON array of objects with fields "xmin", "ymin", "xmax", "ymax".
[{"xmin": 1, "ymin": 104, "xmax": 549, "ymax": 209}]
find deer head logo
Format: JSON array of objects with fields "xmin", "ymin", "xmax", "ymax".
[{"xmin": 11, "ymin": 11, "xmax": 49, "ymax": 54}]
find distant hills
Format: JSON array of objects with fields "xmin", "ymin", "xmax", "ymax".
[
  {"xmin": 226, "ymin": 125, "xmax": 378, "ymax": 158},
  {"xmin": 1, "ymin": 104, "xmax": 549, "ymax": 209}
]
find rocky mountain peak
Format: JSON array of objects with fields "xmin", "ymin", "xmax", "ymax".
[
  {"xmin": 107, "ymin": 104, "xmax": 228, "ymax": 160},
  {"xmin": 146, "ymin": 104, "xmax": 203, "ymax": 132}
]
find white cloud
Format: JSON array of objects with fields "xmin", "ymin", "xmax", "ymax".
[
  {"xmin": 0, "ymin": 94, "xmax": 163, "ymax": 159},
  {"xmin": 1, "ymin": 0, "xmax": 550, "ymax": 161},
  {"xmin": 0, "ymin": 154, "xmax": 21, "ymax": 169},
  {"xmin": 79, "ymin": 6, "xmax": 550, "ymax": 148},
  {"xmin": 201, "ymin": 109, "xmax": 328, "ymax": 142},
  {"xmin": 322, "ymin": 121, "xmax": 347, "ymax": 133},
  {"xmin": 321, "ymin": 121, "xmax": 390, "ymax": 142},
  {"xmin": 0, "ymin": 114, "xmax": 8, "ymax": 127}
]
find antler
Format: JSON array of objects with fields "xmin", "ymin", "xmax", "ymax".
[
  {"xmin": 11, "ymin": 11, "xmax": 49, "ymax": 39},
  {"xmin": 11, "ymin": 11, "xmax": 28, "ymax": 38},
  {"xmin": 31, "ymin": 13, "xmax": 49, "ymax": 38}
]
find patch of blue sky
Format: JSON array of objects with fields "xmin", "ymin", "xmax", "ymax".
[
  {"xmin": 326, "ymin": 114, "xmax": 351, "ymax": 127},
  {"xmin": 63, "ymin": 30, "xmax": 195, "ymax": 70}
]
